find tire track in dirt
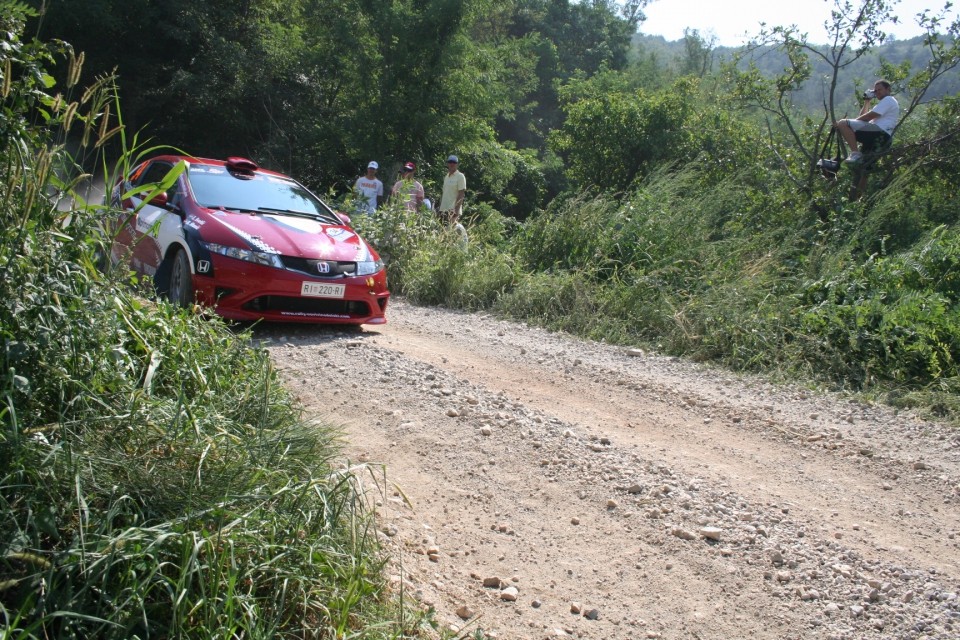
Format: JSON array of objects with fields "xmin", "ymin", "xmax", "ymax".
[
  {"xmin": 263, "ymin": 300, "xmax": 960, "ymax": 639},
  {"xmin": 368, "ymin": 316, "xmax": 959, "ymax": 577}
]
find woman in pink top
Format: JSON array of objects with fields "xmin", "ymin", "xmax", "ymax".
[{"xmin": 390, "ymin": 162, "xmax": 425, "ymax": 210}]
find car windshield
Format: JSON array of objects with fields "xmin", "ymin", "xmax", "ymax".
[{"xmin": 187, "ymin": 165, "xmax": 339, "ymax": 222}]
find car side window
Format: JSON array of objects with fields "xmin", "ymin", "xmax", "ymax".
[{"xmin": 134, "ymin": 162, "xmax": 178, "ymax": 201}]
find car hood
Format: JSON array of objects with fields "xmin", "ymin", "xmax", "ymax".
[{"xmin": 203, "ymin": 211, "xmax": 373, "ymax": 261}]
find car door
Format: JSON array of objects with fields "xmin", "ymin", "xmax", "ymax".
[{"xmin": 112, "ymin": 160, "xmax": 182, "ymax": 277}]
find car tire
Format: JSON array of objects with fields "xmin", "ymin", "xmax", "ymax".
[{"xmin": 166, "ymin": 247, "xmax": 193, "ymax": 308}]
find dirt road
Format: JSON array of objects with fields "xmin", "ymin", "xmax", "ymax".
[{"xmin": 262, "ymin": 300, "xmax": 960, "ymax": 639}]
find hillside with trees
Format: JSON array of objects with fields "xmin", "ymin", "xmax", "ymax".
[{"xmin": 631, "ymin": 31, "xmax": 959, "ymax": 111}]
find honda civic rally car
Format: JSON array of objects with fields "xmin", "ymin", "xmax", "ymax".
[{"xmin": 109, "ymin": 155, "xmax": 389, "ymax": 324}]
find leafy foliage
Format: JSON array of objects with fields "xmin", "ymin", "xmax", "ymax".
[{"xmin": 550, "ymin": 77, "xmax": 700, "ymax": 192}]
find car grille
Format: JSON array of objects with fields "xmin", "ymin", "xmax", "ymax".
[
  {"xmin": 280, "ymin": 256, "xmax": 357, "ymax": 277},
  {"xmin": 243, "ymin": 295, "xmax": 371, "ymax": 317}
]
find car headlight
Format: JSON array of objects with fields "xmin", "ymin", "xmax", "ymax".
[
  {"xmin": 201, "ymin": 242, "xmax": 284, "ymax": 269},
  {"xmin": 356, "ymin": 258, "xmax": 384, "ymax": 276}
]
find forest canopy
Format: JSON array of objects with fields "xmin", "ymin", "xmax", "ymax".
[{"xmin": 27, "ymin": 0, "xmax": 958, "ymax": 217}]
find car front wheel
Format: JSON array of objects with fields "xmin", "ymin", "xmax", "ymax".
[{"xmin": 167, "ymin": 247, "xmax": 193, "ymax": 307}]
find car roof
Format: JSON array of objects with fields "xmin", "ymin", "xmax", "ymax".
[{"xmin": 147, "ymin": 154, "xmax": 290, "ymax": 179}]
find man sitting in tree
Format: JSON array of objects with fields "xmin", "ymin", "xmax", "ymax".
[{"xmin": 834, "ymin": 79, "xmax": 899, "ymax": 164}]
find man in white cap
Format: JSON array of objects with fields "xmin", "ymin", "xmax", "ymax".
[{"xmin": 354, "ymin": 161, "xmax": 384, "ymax": 214}]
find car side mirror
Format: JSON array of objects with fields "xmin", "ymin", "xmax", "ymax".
[
  {"xmin": 335, "ymin": 211, "xmax": 353, "ymax": 227},
  {"xmin": 149, "ymin": 191, "xmax": 169, "ymax": 208}
]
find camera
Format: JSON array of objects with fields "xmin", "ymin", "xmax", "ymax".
[
  {"xmin": 863, "ymin": 89, "xmax": 876, "ymax": 99},
  {"xmin": 817, "ymin": 157, "xmax": 841, "ymax": 179}
]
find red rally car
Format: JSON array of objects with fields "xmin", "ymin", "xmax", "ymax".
[{"xmin": 109, "ymin": 155, "xmax": 389, "ymax": 324}]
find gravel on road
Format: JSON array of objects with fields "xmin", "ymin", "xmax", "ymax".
[{"xmin": 260, "ymin": 299, "xmax": 960, "ymax": 640}]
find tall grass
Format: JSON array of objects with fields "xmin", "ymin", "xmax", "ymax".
[
  {"xmin": 1, "ymin": 13, "xmax": 416, "ymax": 638},
  {"xmin": 353, "ymin": 200, "xmax": 519, "ymax": 310}
]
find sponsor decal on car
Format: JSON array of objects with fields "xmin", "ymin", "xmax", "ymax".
[
  {"xmin": 190, "ymin": 165, "xmax": 226, "ymax": 175},
  {"xmin": 280, "ymin": 311, "xmax": 351, "ymax": 318},
  {"xmin": 325, "ymin": 228, "xmax": 355, "ymax": 242},
  {"xmin": 135, "ymin": 217, "xmax": 153, "ymax": 234}
]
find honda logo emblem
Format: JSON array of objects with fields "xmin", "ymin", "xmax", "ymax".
[{"xmin": 316, "ymin": 261, "xmax": 330, "ymax": 274}]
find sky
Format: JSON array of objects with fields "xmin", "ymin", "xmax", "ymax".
[{"xmin": 639, "ymin": 0, "xmax": 955, "ymax": 46}]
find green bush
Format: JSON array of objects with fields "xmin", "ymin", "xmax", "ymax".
[
  {"xmin": 799, "ymin": 227, "xmax": 960, "ymax": 386},
  {"xmin": 355, "ymin": 200, "xmax": 520, "ymax": 310}
]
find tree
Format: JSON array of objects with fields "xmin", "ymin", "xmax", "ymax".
[
  {"xmin": 724, "ymin": 0, "xmax": 960, "ymax": 193},
  {"xmin": 550, "ymin": 76, "xmax": 698, "ymax": 192},
  {"xmin": 679, "ymin": 28, "xmax": 717, "ymax": 78},
  {"xmin": 493, "ymin": 0, "xmax": 645, "ymax": 150}
]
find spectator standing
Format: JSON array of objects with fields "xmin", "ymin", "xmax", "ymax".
[
  {"xmin": 438, "ymin": 155, "xmax": 466, "ymax": 224},
  {"xmin": 390, "ymin": 161, "xmax": 425, "ymax": 211},
  {"xmin": 834, "ymin": 80, "xmax": 899, "ymax": 163},
  {"xmin": 354, "ymin": 161, "xmax": 384, "ymax": 214}
]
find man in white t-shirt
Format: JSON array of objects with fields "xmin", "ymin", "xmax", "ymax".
[
  {"xmin": 354, "ymin": 161, "xmax": 383, "ymax": 214},
  {"xmin": 834, "ymin": 80, "xmax": 899, "ymax": 164}
]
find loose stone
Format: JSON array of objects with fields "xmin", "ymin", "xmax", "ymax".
[
  {"xmin": 500, "ymin": 586, "xmax": 519, "ymax": 601},
  {"xmin": 700, "ymin": 526, "xmax": 722, "ymax": 541}
]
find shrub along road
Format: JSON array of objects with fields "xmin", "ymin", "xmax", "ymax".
[{"xmin": 261, "ymin": 300, "xmax": 960, "ymax": 639}]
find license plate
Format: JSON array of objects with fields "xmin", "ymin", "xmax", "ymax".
[{"xmin": 301, "ymin": 282, "xmax": 345, "ymax": 298}]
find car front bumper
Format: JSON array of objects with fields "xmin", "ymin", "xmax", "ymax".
[{"xmin": 193, "ymin": 257, "xmax": 389, "ymax": 325}]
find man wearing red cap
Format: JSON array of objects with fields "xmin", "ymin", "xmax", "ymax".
[{"xmin": 390, "ymin": 161, "xmax": 425, "ymax": 211}]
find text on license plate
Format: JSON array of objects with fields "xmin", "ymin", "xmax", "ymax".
[{"xmin": 301, "ymin": 282, "xmax": 345, "ymax": 298}]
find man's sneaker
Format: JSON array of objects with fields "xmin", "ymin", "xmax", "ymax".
[{"xmin": 844, "ymin": 152, "xmax": 863, "ymax": 163}]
